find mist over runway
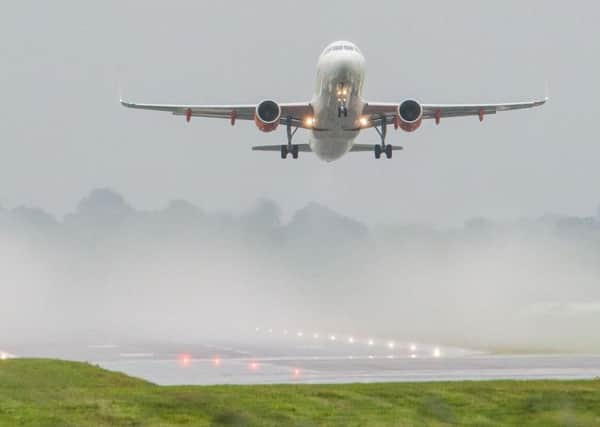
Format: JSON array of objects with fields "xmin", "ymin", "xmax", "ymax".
[{"xmin": 2, "ymin": 189, "xmax": 600, "ymax": 358}]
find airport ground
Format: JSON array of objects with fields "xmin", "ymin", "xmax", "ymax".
[{"xmin": 1, "ymin": 359, "xmax": 600, "ymax": 426}]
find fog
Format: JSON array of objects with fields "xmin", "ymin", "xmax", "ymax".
[{"xmin": 2, "ymin": 188, "xmax": 599, "ymax": 353}]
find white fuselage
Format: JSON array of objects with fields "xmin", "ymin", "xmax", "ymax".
[{"xmin": 309, "ymin": 41, "xmax": 367, "ymax": 162}]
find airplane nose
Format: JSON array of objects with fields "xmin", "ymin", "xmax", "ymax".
[{"xmin": 337, "ymin": 53, "xmax": 363, "ymax": 74}]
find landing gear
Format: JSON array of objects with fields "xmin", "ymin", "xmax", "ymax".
[
  {"xmin": 373, "ymin": 116, "xmax": 393, "ymax": 159},
  {"xmin": 281, "ymin": 144, "xmax": 299, "ymax": 159},
  {"xmin": 337, "ymin": 104, "xmax": 348, "ymax": 118},
  {"xmin": 281, "ymin": 116, "xmax": 300, "ymax": 159}
]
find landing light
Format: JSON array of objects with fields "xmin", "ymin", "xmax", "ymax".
[
  {"xmin": 367, "ymin": 339, "xmax": 374, "ymax": 346},
  {"xmin": 387, "ymin": 341, "xmax": 395, "ymax": 350},
  {"xmin": 359, "ymin": 116, "xmax": 369, "ymax": 127},
  {"xmin": 304, "ymin": 116, "xmax": 316, "ymax": 127},
  {"xmin": 433, "ymin": 348, "xmax": 441, "ymax": 358},
  {"xmin": 348, "ymin": 337, "xmax": 355, "ymax": 344}
]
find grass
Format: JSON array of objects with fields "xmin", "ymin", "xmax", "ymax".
[{"xmin": 1, "ymin": 359, "xmax": 600, "ymax": 426}]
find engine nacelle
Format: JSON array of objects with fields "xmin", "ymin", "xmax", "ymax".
[
  {"xmin": 396, "ymin": 99, "xmax": 423, "ymax": 132},
  {"xmin": 254, "ymin": 100, "xmax": 281, "ymax": 132}
]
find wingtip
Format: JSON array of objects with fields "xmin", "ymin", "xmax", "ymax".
[{"xmin": 544, "ymin": 80, "xmax": 550, "ymax": 103}]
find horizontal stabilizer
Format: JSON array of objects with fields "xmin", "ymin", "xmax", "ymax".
[
  {"xmin": 350, "ymin": 144, "xmax": 403, "ymax": 152},
  {"xmin": 252, "ymin": 144, "xmax": 312, "ymax": 152}
]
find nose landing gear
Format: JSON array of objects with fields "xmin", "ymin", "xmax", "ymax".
[{"xmin": 336, "ymin": 83, "xmax": 349, "ymax": 118}]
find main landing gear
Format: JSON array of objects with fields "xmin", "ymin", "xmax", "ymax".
[
  {"xmin": 281, "ymin": 116, "xmax": 299, "ymax": 159},
  {"xmin": 281, "ymin": 144, "xmax": 299, "ymax": 159},
  {"xmin": 374, "ymin": 116, "xmax": 393, "ymax": 159},
  {"xmin": 374, "ymin": 144, "xmax": 393, "ymax": 159}
]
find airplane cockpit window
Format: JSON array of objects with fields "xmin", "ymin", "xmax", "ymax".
[{"xmin": 324, "ymin": 43, "xmax": 360, "ymax": 56}]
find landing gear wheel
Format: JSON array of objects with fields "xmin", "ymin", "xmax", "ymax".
[
  {"xmin": 281, "ymin": 145, "xmax": 288, "ymax": 159},
  {"xmin": 374, "ymin": 144, "xmax": 382, "ymax": 159},
  {"xmin": 385, "ymin": 144, "xmax": 393, "ymax": 159},
  {"xmin": 292, "ymin": 145, "xmax": 299, "ymax": 159}
]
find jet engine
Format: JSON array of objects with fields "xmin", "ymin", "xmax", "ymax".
[
  {"xmin": 254, "ymin": 100, "xmax": 281, "ymax": 132},
  {"xmin": 396, "ymin": 99, "xmax": 423, "ymax": 132}
]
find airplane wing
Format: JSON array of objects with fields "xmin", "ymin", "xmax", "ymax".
[
  {"xmin": 362, "ymin": 97, "xmax": 548, "ymax": 127},
  {"xmin": 120, "ymin": 99, "xmax": 314, "ymax": 129}
]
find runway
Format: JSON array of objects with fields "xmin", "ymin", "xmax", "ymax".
[
  {"xmin": 4, "ymin": 333, "xmax": 600, "ymax": 385},
  {"xmin": 101, "ymin": 354, "xmax": 600, "ymax": 386}
]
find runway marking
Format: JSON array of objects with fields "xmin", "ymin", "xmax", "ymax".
[
  {"xmin": 119, "ymin": 353, "xmax": 154, "ymax": 358},
  {"xmin": 87, "ymin": 344, "xmax": 119, "ymax": 349}
]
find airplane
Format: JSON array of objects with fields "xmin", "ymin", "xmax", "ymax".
[{"xmin": 121, "ymin": 40, "xmax": 547, "ymax": 162}]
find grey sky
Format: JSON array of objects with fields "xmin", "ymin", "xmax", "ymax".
[{"xmin": 1, "ymin": 1, "xmax": 598, "ymax": 224}]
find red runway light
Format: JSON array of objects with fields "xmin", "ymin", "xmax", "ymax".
[
  {"xmin": 178, "ymin": 353, "xmax": 192, "ymax": 367},
  {"xmin": 213, "ymin": 357, "xmax": 221, "ymax": 367},
  {"xmin": 293, "ymin": 368, "xmax": 301, "ymax": 378},
  {"xmin": 249, "ymin": 361, "xmax": 259, "ymax": 371}
]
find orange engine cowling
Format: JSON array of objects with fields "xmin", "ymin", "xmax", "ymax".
[
  {"xmin": 396, "ymin": 99, "xmax": 423, "ymax": 132},
  {"xmin": 254, "ymin": 100, "xmax": 281, "ymax": 132}
]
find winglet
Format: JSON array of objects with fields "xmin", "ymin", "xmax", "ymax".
[
  {"xmin": 117, "ymin": 81, "xmax": 126, "ymax": 106},
  {"xmin": 120, "ymin": 98, "xmax": 135, "ymax": 108}
]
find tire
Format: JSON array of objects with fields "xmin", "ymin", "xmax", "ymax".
[
  {"xmin": 281, "ymin": 145, "xmax": 288, "ymax": 159},
  {"xmin": 374, "ymin": 145, "xmax": 381, "ymax": 159},
  {"xmin": 292, "ymin": 145, "xmax": 299, "ymax": 159},
  {"xmin": 385, "ymin": 144, "xmax": 393, "ymax": 159}
]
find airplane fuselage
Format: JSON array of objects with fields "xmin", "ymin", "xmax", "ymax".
[{"xmin": 310, "ymin": 41, "xmax": 366, "ymax": 162}]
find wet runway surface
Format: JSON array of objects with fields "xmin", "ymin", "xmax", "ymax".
[
  {"xmin": 4, "ymin": 334, "xmax": 600, "ymax": 385},
  {"xmin": 101, "ymin": 353, "xmax": 600, "ymax": 385}
]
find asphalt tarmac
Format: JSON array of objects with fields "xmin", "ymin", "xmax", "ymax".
[{"xmin": 4, "ymin": 334, "xmax": 600, "ymax": 385}]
